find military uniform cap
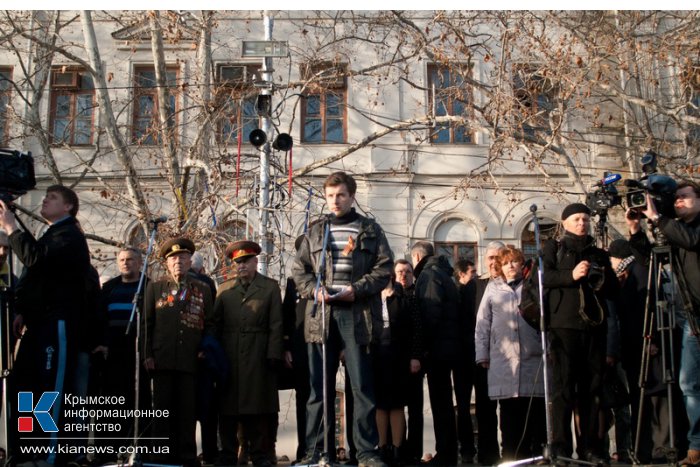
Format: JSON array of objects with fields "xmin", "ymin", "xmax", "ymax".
[
  {"xmin": 160, "ymin": 237, "xmax": 196, "ymax": 259},
  {"xmin": 225, "ymin": 240, "xmax": 262, "ymax": 262}
]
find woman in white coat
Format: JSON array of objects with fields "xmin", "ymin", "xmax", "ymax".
[{"xmin": 475, "ymin": 247, "xmax": 545, "ymax": 460}]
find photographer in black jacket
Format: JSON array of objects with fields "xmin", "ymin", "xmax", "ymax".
[
  {"xmin": 543, "ymin": 203, "xmax": 618, "ymax": 464},
  {"xmin": 0, "ymin": 185, "xmax": 91, "ymax": 464},
  {"xmin": 641, "ymin": 181, "xmax": 700, "ymax": 466}
]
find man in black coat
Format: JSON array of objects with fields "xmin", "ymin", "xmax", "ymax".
[
  {"xmin": 282, "ymin": 235, "xmax": 310, "ymax": 464},
  {"xmin": 641, "ymin": 181, "xmax": 700, "ymax": 466},
  {"xmin": 0, "ymin": 185, "xmax": 91, "ymax": 464},
  {"xmin": 543, "ymin": 203, "xmax": 618, "ymax": 463},
  {"xmin": 411, "ymin": 241, "xmax": 460, "ymax": 466},
  {"xmin": 452, "ymin": 259, "xmax": 477, "ymax": 463}
]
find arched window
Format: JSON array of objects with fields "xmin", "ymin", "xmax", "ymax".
[
  {"xmin": 521, "ymin": 218, "xmax": 558, "ymax": 259},
  {"xmin": 433, "ymin": 218, "xmax": 478, "ymax": 267}
]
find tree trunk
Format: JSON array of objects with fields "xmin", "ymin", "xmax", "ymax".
[{"xmin": 81, "ymin": 10, "xmax": 151, "ymax": 234}]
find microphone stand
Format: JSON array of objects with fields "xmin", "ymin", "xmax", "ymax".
[
  {"xmin": 124, "ymin": 218, "xmax": 164, "ymax": 467},
  {"xmin": 502, "ymin": 206, "xmax": 596, "ymax": 467},
  {"xmin": 306, "ymin": 218, "xmax": 332, "ymax": 467},
  {"xmin": 0, "ymin": 247, "xmax": 15, "ymax": 465},
  {"xmin": 532, "ymin": 205, "xmax": 552, "ymax": 465}
]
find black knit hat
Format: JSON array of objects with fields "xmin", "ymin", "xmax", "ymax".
[
  {"xmin": 608, "ymin": 239, "xmax": 633, "ymax": 259},
  {"xmin": 561, "ymin": 203, "xmax": 591, "ymax": 220}
]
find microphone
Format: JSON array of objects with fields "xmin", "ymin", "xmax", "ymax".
[
  {"xmin": 595, "ymin": 173, "xmax": 622, "ymax": 187},
  {"xmin": 530, "ymin": 204, "xmax": 538, "ymax": 213},
  {"xmin": 150, "ymin": 215, "xmax": 168, "ymax": 225}
]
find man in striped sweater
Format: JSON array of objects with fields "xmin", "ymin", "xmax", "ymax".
[{"xmin": 293, "ymin": 172, "xmax": 394, "ymax": 467}]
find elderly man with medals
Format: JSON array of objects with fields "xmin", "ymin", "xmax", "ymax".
[{"xmin": 143, "ymin": 237, "xmax": 213, "ymax": 467}]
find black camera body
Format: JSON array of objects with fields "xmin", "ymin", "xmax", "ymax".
[
  {"xmin": 586, "ymin": 189, "xmax": 622, "ymax": 215},
  {"xmin": 0, "ymin": 149, "xmax": 36, "ymax": 202},
  {"xmin": 624, "ymin": 150, "xmax": 678, "ymax": 219},
  {"xmin": 587, "ymin": 262, "xmax": 605, "ymax": 291},
  {"xmin": 586, "ymin": 172, "xmax": 622, "ymax": 216},
  {"xmin": 625, "ymin": 173, "xmax": 677, "ymax": 219}
]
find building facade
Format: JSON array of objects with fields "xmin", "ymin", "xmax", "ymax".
[{"xmin": 1, "ymin": 10, "xmax": 698, "ymax": 282}]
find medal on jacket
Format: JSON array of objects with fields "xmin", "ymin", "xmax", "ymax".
[{"xmin": 167, "ymin": 288, "xmax": 177, "ymax": 306}]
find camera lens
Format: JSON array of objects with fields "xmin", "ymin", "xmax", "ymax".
[{"xmin": 626, "ymin": 191, "xmax": 646, "ymax": 209}]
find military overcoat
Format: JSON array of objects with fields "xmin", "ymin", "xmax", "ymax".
[{"xmin": 212, "ymin": 272, "xmax": 283, "ymax": 415}]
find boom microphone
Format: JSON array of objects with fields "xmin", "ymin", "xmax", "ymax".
[{"xmin": 151, "ymin": 215, "xmax": 168, "ymax": 224}]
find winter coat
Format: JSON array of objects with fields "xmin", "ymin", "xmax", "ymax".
[
  {"xmin": 10, "ymin": 216, "xmax": 90, "ymax": 328},
  {"xmin": 211, "ymin": 272, "xmax": 283, "ymax": 415},
  {"xmin": 414, "ymin": 254, "xmax": 460, "ymax": 363},
  {"xmin": 543, "ymin": 233, "xmax": 618, "ymax": 330},
  {"xmin": 657, "ymin": 213, "xmax": 700, "ymax": 312},
  {"xmin": 292, "ymin": 209, "xmax": 393, "ymax": 345},
  {"xmin": 474, "ymin": 277, "xmax": 544, "ymax": 400}
]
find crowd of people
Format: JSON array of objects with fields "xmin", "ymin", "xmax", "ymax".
[{"xmin": 0, "ymin": 173, "xmax": 699, "ymax": 467}]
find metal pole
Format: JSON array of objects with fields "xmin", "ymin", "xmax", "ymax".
[{"xmin": 258, "ymin": 11, "xmax": 273, "ymax": 276}]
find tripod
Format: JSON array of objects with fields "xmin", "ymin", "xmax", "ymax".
[{"xmin": 631, "ymin": 233, "xmax": 693, "ymax": 464}]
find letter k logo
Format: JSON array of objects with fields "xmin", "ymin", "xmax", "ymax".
[{"xmin": 18, "ymin": 392, "xmax": 59, "ymax": 432}]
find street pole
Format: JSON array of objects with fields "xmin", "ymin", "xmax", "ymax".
[{"xmin": 258, "ymin": 11, "xmax": 273, "ymax": 276}]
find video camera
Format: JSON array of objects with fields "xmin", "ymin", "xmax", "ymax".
[
  {"xmin": 623, "ymin": 150, "xmax": 677, "ymax": 218},
  {"xmin": 586, "ymin": 172, "xmax": 622, "ymax": 215},
  {"xmin": 0, "ymin": 149, "xmax": 36, "ymax": 203}
]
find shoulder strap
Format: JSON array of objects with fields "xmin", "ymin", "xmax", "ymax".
[{"xmin": 556, "ymin": 240, "xmax": 566, "ymax": 263}]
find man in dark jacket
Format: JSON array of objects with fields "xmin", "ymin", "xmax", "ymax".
[
  {"xmin": 143, "ymin": 237, "xmax": 213, "ymax": 467},
  {"xmin": 543, "ymin": 203, "xmax": 618, "ymax": 463},
  {"xmin": 641, "ymin": 181, "xmax": 700, "ymax": 466},
  {"xmin": 95, "ymin": 247, "xmax": 150, "ymax": 459},
  {"xmin": 394, "ymin": 259, "xmax": 425, "ymax": 464},
  {"xmin": 292, "ymin": 171, "xmax": 393, "ymax": 467},
  {"xmin": 0, "ymin": 185, "xmax": 91, "ymax": 464},
  {"xmin": 411, "ymin": 241, "xmax": 460, "ymax": 466},
  {"xmin": 452, "ymin": 258, "xmax": 477, "ymax": 463},
  {"xmin": 283, "ymin": 235, "xmax": 311, "ymax": 463}
]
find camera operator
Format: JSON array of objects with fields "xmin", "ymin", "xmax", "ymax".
[
  {"xmin": 0, "ymin": 186, "xmax": 91, "ymax": 465},
  {"xmin": 640, "ymin": 181, "xmax": 700, "ymax": 466}
]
